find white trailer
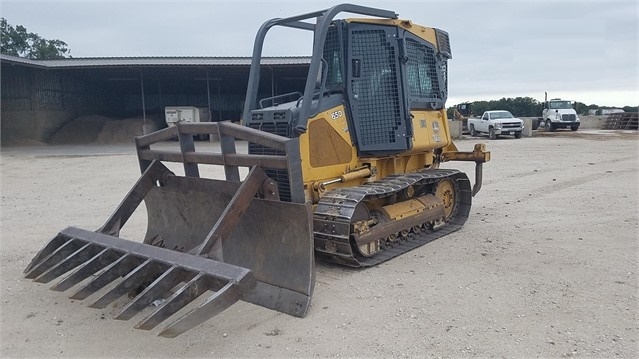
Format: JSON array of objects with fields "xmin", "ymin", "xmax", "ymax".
[{"xmin": 165, "ymin": 107, "xmax": 210, "ymax": 127}]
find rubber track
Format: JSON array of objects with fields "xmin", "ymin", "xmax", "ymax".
[{"xmin": 313, "ymin": 169, "xmax": 472, "ymax": 267}]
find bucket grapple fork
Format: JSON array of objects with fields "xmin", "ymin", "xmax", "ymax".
[{"xmin": 24, "ymin": 121, "xmax": 315, "ymax": 337}]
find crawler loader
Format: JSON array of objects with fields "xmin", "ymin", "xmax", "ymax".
[{"xmin": 24, "ymin": 4, "xmax": 490, "ymax": 337}]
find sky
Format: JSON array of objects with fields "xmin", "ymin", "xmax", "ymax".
[{"xmin": 2, "ymin": 0, "xmax": 637, "ymax": 107}]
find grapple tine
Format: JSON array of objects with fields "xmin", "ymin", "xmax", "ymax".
[
  {"xmin": 116, "ymin": 266, "xmax": 192, "ymax": 321},
  {"xmin": 70, "ymin": 254, "xmax": 142, "ymax": 300},
  {"xmin": 135, "ymin": 273, "xmax": 208, "ymax": 331},
  {"xmin": 51, "ymin": 248, "xmax": 121, "ymax": 292},
  {"xmin": 158, "ymin": 281, "xmax": 240, "ymax": 338},
  {"xmin": 34, "ymin": 243, "xmax": 103, "ymax": 284},
  {"xmin": 24, "ymin": 233, "xmax": 69, "ymax": 274},
  {"xmin": 25, "ymin": 237, "xmax": 83, "ymax": 279},
  {"xmin": 89, "ymin": 259, "xmax": 165, "ymax": 309}
]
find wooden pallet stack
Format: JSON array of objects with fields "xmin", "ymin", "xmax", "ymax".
[{"xmin": 602, "ymin": 112, "xmax": 639, "ymax": 130}]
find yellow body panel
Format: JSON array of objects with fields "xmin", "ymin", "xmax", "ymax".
[
  {"xmin": 299, "ymin": 105, "xmax": 359, "ymax": 183},
  {"xmin": 409, "ymin": 109, "xmax": 452, "ymax": 152}
]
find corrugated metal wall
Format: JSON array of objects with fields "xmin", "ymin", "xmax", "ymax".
[
  {"xmin": 1, "ymin": 66, "xmax": 35, "ymax": 111},
  {"xmin": 1, "ymin": 65, "xmax": 113, "ymax": 115}
]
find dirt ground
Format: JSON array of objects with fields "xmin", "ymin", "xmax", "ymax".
[{"xmin": 1, "ymin": 130, "xmax": 637, "ymax": 358}]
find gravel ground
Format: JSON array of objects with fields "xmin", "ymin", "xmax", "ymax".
[{"xmin": 1, "ymin": 130, "xmax": 637, "ymax": 358}]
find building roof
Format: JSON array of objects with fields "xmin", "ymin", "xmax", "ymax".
[
  {"xmin": 0, "ymin": 54, "xmax": 311, "ymax": 69},
  {"xmin": 0, "ymin": 54, "xmax": 45, "ymax": 68}
]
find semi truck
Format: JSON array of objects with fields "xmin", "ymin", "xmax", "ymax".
[{"xmin": 539, "ymin": 92, "xmax": 580, "ymax": 131}]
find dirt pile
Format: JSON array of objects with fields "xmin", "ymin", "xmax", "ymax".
[
  {"xmin": 48, "ymin": 115, "xmax": 110, "ymax": 144},
  {"xmin": 48, "ymin": 115, "xmax": 146, "ymax": 144},
  {"xmin": 95, "ymin": 117, "xmax": 144, "ymax": 144}
]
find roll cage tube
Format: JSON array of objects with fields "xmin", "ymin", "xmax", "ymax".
[{"xmin": 242, "ymin": 3, "xmax": 398, "ymax": 135}]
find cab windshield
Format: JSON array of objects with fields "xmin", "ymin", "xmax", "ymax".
[
  {"xmin": 490, "ymin": 111, "xmax": 514, "ymax": 119},
  {"xmin": 549, "ymin": 101, "xmax": 573, "ymax": 109}
]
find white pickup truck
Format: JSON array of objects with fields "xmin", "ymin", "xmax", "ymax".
[{"xmin": 467, "ymin": 110, "xmax": 524, "ymax": 140}]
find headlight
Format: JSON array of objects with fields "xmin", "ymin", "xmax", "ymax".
[{"xmin": 495, "ymin": 123, "xmax": 502, "ymax": 129}]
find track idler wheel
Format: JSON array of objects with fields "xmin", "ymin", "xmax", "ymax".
[{"xmin": 435, "ymin": 179, "xmax": 456, "ymax": 221}]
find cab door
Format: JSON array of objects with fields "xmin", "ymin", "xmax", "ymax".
[
  {"xmin": 480, "ymin": 112, "xmax": 490, "ymax": 132},
  {"xmin": 346, "ymin": 23, "xmax": 411, "ymax": 156}
]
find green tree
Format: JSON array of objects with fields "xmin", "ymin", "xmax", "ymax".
[
  {"xmin": 574, "ymin": 101, "xmax": 589, "ymax": 115},
  {"xmin": 1, "ymin": 18, "xmax": 70, "ymax": 59},
  {"xmin": 452, "ymin": 98, "xmax": 637, "ymax": 117},
  {"xmin": 452, "ymin": 97, "xmax": 542, "ymax": 117}
]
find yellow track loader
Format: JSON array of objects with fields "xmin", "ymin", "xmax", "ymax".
[{"xmin": 25, "ymin": 4, "xmax": 490, "ymax": 337}]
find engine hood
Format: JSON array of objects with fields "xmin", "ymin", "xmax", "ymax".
[{"xmin": 493, "ymin": 117, "xmax": 523, "ymax": 124}]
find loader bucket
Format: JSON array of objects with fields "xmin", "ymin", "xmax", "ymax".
[{"xmin": 24, "ymin": 122, "xmax": 314, "ymax": 337}]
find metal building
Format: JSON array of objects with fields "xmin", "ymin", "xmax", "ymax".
[{"xmin": 0, "ymin": 54, "xmax": 310, "ymax": 143}]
